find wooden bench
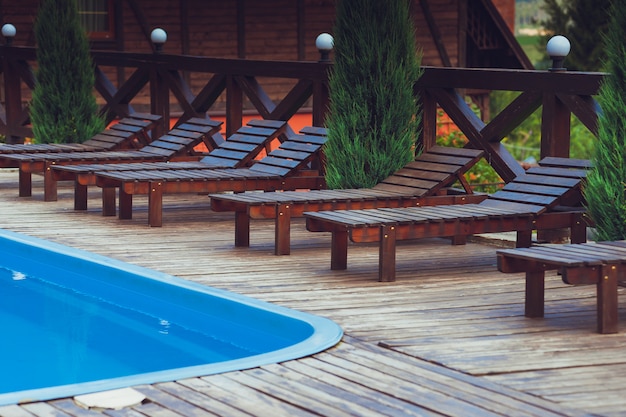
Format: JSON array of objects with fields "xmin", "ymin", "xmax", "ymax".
[
  {"xmin": 304, "ymin": 161, "xmax": 589, "ymax": 282},
  {"xmin": 497, "ymin": 241, "xmax": 626, "ymax": 334},
  {"xmin": 95, "ymin": 126, "xmax": 328, "ymax": 227},
  {"xmin": 3, "ymin": 118, "xmax": 222, "ymax": 201},
  {"xmin": 51, "ymin": 119, "xmax": 287, "ymax": 211},
  {"xmin": 210, "ymin": 146, "xmax": 486, "ymax": 255}
]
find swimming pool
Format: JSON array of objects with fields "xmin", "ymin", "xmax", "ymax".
[{"xmin": 0, "ymin": 228, "xmax": 342, "ymax": 405}]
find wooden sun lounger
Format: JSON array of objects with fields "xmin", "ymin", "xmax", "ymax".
[
  {"xmin": 2, "ymin": 118, "xmax": 223, "ymax": 201},
  {"xmin": 497, "ymin": 241, "xmax": 626, "ymax": 334},
  {"xmin": 0, "ymin": 112, "xmax": 161, "ymax": 157},
  {"xmin": 304, "ymin": 158, "xmax": 590, "ymax": 282},
  {"xmin": 51, "ymin": 119, "xmax": 287, "ymax": 210},
  {"xmin": 210, "ymin": 146, "xmax": 486, "ymax": 255},
  {"xmin": 95, "ymin": 126, "xmax": 328, "ymax": 227}
]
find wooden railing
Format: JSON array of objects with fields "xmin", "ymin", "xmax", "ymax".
[
  {"xmin": 417, "ymin": 67, "xmax": 604, "ymax": 181},
  {"xmin": 0, "ymin": 46, "xmax": 332, "ymax": 140},
  {"xmin": 1, "ymin": 45, "xmax": 605, "ymax": 182}
]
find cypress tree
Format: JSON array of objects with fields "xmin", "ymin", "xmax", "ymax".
[
  {"xmin": 323, "ymin": 0, "xmax": 422, "ymax": 189},
  {"xmin": 30, "ymin": 0, "xmax": 105, "ymax": 144},
  {"xmin": 584, "ymin": 0, "xmax": 626, "ymax": 241}
]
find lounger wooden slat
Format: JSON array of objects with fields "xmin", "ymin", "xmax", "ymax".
[
  {"xmin": 0, "ymin": 114, "xmax": 160, "ymax": 162},
  {"xmin": 304, "ymin": 157, "xmax": 590, "ymax": 281},
  {"xmin": 497, "ymin": 241, "xmax": 626, "ymax": 334},
  {"xmin": 211, "ymin": 146, "xmax": 486, "ymax": 254},
  {"xmin": 2, "ymin": 118, "xmax": 222, "ymax": 201},
  {"xmin": 0, "ymin": 113, "xmax": 160, "ymax": 157},
  {"xmin": 93, "ymin": 127, "xmax": 328, "ymax": 227},
  {"xmin": 537, "ymin": 156, "xmax": 593, "ymax": 170}
]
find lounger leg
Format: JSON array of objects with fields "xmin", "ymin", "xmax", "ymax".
[
  {"xmin": 117, "ymin": 189, "xmax": 131, "ymax": 219},
  {"xmin": 516, "ymin": 230, "xmax": 532, "ymax": 248},
  {"xmin": 525, "ymin": 271, "xmax": 545, "ymax": 318},
  {"xmin": 102, "ymin": 188, "xmax": 117, "ymax": 216},
  {"xmin": 43, "ymin": 162, "xmax": 58, "ymax": 202},
  {"xmin": 330, "ymin": 230, "xmax": 348, "ymax": 270},
  {"xmin": 275, "ymin": 203, "xmax": 291, "ymax": 255},
  {"xmin": 148, "ymin": 181, "xmax": 163, "ymax": 227},
  {"xmin": 379, "ymin": 225, "xmax": 396, "ymax": 282},
  {"xmin": 18, "ymin": 167, "xmax": 32, "ymax": 197},
  {"xmin": 451, "ymin": 235, "xmax": 467, "ymax": 245},
  {"xmin": 74, "ymin": 182, "xmax": 88, "ymax": 210},
  {"xmin": 597, "ymin": 264, "xmax": 619, "ymax": 334},
  {"xmin": 234, "ymin": 211, "xmax": 250, "ymax": 247},
  {"xmin": 570, "ymin": 214, "xmax": 587, "ymax": 244}
]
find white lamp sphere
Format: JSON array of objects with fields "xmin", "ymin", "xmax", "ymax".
[
  {"xmin": 315, "ymin": 33, "xmax": 334, "ymax": 51},
  {"xmin": 2, "ymin": 24, "xmax": 16, "ymax": 38},
  {"xmin": 150, "ymin": 28, "xmax": 167, "ymax": 44},
  {"xmin": 546, "ymin": 35, "xmax": 571, "ymax": 58}
]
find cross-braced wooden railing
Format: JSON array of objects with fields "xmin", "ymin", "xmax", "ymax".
[
  {"xmin": 0, "ymin": 46, "xmax": 331, "ymax": 141},
  {"xmin": 418, "ymin": 67, "xmax": 604, "ymax": 182},
  {"xmin": 1, "ymin": 45, "xmax": 605, "ymax": 182}
]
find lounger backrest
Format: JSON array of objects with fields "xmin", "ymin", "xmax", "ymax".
[
  {"xmin": 372, "ymin": 146, "xmax": 484, "ymax": 196},
  {"xmin": 480, "ymin": 163, "xmax": 589, "ymax": 215},
  {"xmin": 82, "ymin": 113, "xmax": 162, "ymax": 150},
  {"xmin": 0, "ymin": 113, "xmax": 162, "ymax": 154},
  {"xmin": 137, "ymin": 118, "xmax": 223, "ymax": 158},
  {"xmin": 248, "ymin": 126, "xmax": 328, "ymax": 177},
  {"xmin": 198, "ymin": 119, "xmax": 287, "ymax": 168}
]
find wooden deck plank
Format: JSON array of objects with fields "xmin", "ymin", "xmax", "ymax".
[{"xmin": 0, "ymin": 170, "xmax": 622, "ymax": 416}]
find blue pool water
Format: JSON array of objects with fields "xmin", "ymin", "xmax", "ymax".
[{"xmin": 0, "ymin": 229, "xmax": 342, "ymax": 405}]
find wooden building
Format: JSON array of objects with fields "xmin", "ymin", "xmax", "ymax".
[
  {"xmin": 1, "ymin": 0, "xmax": 529, "ymax": 66},
  {"xmin": 1, "ymin": 0, "xmax": 531, "ymax": 115}
]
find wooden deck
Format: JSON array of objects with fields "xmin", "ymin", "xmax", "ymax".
[{"xmin": 0, "ymin": 169, "xmax": 624, "ymax": 417}]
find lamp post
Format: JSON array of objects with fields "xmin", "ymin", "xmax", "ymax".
[
  {"xmin": 150, "ymin": 28, "xmax": 167, "ymax": 53},
  {"xmin": 315, "ymin": 33, "xmax": 334, "ymax": 63},
  {"xmin": 2, "ymin": 23, "xmax": 16, "ymax": 46},
  {"xmin": 546, "ymin": 35, "xmax": 571, "ymax": 72}
]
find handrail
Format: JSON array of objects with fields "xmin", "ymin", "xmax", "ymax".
[{"xmin": 1, "ymin": 46, "xmax": 605, "ymax": 181}]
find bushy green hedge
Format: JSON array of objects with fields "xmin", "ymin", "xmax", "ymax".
[
  {"xmin": 323, "ymin": 0, "xmax": 422, "ymax": 189},
  {"xmin": 584, "ymin": 0, "xmax": 626, "ymax": 241},
  {"xmin": 30, "ymin": 0, "xmax": 104, "ymax": 144}
]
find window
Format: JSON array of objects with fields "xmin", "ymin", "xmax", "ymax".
[{"xmin": 78, "ymin": 0, "xmax": 115, "ymax": 40}]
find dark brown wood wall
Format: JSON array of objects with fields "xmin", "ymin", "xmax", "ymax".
[{"xmin": 1, "ymin": 0, "xmax": 521, "ymax": 113}]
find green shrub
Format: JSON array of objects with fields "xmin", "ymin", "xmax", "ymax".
[
  {"xmin": 584, "ymin": 0, "xmax": 626, "ymax": 241},
  {"xmin": 323, "ymin": 0, "xmax": 422, "ymax": 189},
  {"xmin": 30, "ymin": 0, "xmax": 104, "ymax": 144}
]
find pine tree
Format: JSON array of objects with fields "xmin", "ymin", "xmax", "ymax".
[
  {"xmin": 30, "ymin": 0, "xmax": 105, "ymax": 144},
  {"xmin": 323, "ymin": 0, "xmax": 422, "ymax": 189},
  {"xmin": 584, "ymin": 0, "xmax": 626, "ymax": 241}
]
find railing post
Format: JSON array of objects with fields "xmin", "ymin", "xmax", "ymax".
[
  {"xmin": 540, "ymin": 90, "xmax": 571, "ymax": 244},
  {"xmin": 2, "ymin": 46, "xmax": 24, "ymax": 144},
  {"xmin": 149, "ymin": 64, "xmax": 169, "ymax": 138},
  {"xmin": 540, "ymin": 93, "xmax": 571, "ymax": 158},
  {"xmin": 312, "ymin": 75, "xmax": 329, "ymax": 127},
  {"xmin": 313, "ymin": 34, "xmax": 333, "ymax": 127},
  {"xmin": 225, "ymin": 75, "xmax": 243, "ymax": 137},
  {"xmin": 420, "ymin": 89, "xmax": 438, "ymax": 151}
]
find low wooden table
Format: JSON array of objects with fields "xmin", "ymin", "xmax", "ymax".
[{"xmin": 497, "ymin": 241, "xmax": 626, "ymax": 334}]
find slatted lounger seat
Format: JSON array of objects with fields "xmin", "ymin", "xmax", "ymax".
[
  {"xmin": 210, "ymin": 146, "xmax": 486, "ymax": 255},
  {"xmin": 3, "ymin": 118, "xmax": 223, "ymax": 201},
  {"xmin": 0, "ymin": 113, "xmax": 161, "ymax": 157},
  {"xmin": 304, "ymin": 158, "xmax": 590, "ymax": 282},
  {"xmin": 497, "ymin": 241, "xmax": 626, "ymax": 334},
  {"xmin": 95, "ymin": 126, "xmax": 328, "ymax": 227},
  {"xmin": 51, "ymin": 119, "xmax": 287, "ymax": 210}
]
